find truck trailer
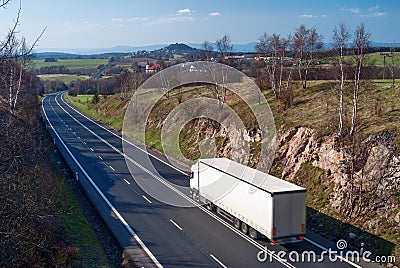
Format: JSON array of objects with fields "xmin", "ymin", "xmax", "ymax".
[{"xmin": 190, "ymin": 158, "xmax": 306, "ymax": 244}]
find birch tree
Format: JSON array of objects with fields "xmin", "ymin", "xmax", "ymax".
[
  {"xmin": 293, "ymin": 25, "xmax": 308, "ymax": 88},
  {"xmin": 279, "ymin": 35, "xmax": 291, "ymax": 93},
  {"xmin": 256, "ymin": 33, "xmax": 278, "ymax": 98},
  {"xmin": 332, "ymin": 22, "xmax": 350, "ymax": 137},
  {"xmin": 293, "ymin": 25, "xmax": 322, "ymax": 89},
  {"xmin": 304, "ymin": 27, "xmax": 323, "ymax": 89},
  {"xmin": 349, "ymin": 23, "xmax": 370, "ymax": 136},
  {"xmin": 256, "ymin": 33, "xmax": 292, "ymax": 99},
  {"xmin": 0, "ymin": 2, "xmax": 44, "ymax": 111}
]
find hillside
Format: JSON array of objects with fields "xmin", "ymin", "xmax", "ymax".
[
  {"xmin": 0, "ymin": 92, "xmax": 116, "ymax": 266},
  {"xmin": 66, "ymin": 79, "xmax": 400, "ymax": 263}
]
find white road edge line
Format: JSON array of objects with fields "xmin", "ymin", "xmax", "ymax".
[
  {"xmin": 90, "ymin": 147, "xmax": 94, "ymax": 151},
  {"xmin": 304, "ymin": 238, "xmax": 363, "ymax": 268},
  {"xmin": 98, "ymin": 155, "xmax": 103, "ymax": 160},
  {"xmin": 109, "ymin": 165, "xmax": 115, "ymax": 171},
  {"xmin": 142, "ymin": 195, "xmax": 152, "ymax": 204},
  {"xmin": 64, "ymin": 90, "xmax": 369, "ymax": 268},
  {"xmin": 210, "ymin": 254, "xmax": 228, "ymax": 268},
  {"xmin": 169, "ymin": 219, "xmax": 183, "ymax": 231},
  {"xmin": 42, "ymin": 94, "xmax": 163, "ymax": 268},
  {"xmin": 124, "ymin": 179, "xmax": 131, "ymax": 185},
  {"xmin": 58, "ymin": 92, "xmax": 295, "ymax": 268}
]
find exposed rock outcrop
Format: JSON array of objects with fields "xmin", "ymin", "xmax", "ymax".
[{"xmin": 275, "ymin": 127, "xmax": 400, "ymax": 233}]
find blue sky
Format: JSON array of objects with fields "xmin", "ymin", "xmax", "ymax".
[{"xmin": 0, "ymin": 0, "xmax": 398, "ymax": 50}]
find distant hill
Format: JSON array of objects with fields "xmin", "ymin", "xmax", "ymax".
[
  {"xmin": 161, "ymin": 43, "xmax": 197, "ymax": 52},
  {"xmin": 33, "ymin": 52, "xmax": 81, "ymax": 60},
  {"xmin": 153, "ymin": 43, "xmax": 200, "ymax": 54},
  {"xmin": 35, "ymin": 44, "xmax": 168, "ymax": 55},
  {"xmin": 35, "ymin": 41, "xmax": 397, "ymax": 57},
  {"xmin": 35, "ymin": 42, "xmax": 258, "ymax": 55},
  {"xmin": 33, "ymin": 51, "xmax": 130, "ymax": 60}
]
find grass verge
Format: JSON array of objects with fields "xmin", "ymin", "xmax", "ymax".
[{"xmin": 42, "ymin": 117, "xmax": 113, "ymax": 267}]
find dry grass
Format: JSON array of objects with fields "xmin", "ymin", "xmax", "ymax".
[
  {"xmin": 67, "ymin": 79, "xmax": 400, "ymax": 153},
  {"xmin": 270, "ymin": 80, "xmax": 400, "ymax": 149}
]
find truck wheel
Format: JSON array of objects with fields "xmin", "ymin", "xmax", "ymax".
[
  {"xmin": 206, "ymin": 202, "xmax": 214, "ymax": 211},
  {"xmin": 233, "ymin": 218, "xmax": 241, "ymax": 229},
  {"xmin": 241, "ymin": 222, "xmax": 248, "ymax": 234},
  {"xmin": 249, "ymin": 227, "xmax": 258, "ymax": 239},
  {"xmin": 192, "ymin": 192, "xmax": 199, "ymax": 202}
]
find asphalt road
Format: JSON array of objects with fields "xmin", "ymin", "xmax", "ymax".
[{"xmin": 41, "ymin": 92, "xmax": 379, "ymax": 268}]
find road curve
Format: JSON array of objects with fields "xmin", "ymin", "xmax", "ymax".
[{"xmin": 42, "ymin": 92, "xmax": 375, "ymax": 268}]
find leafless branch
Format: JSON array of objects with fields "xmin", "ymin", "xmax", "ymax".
[{"xmin": 0, "ymin": 0, "xmax": 11, "ymax": 8}]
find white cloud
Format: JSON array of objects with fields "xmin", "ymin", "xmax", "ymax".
[
  {"xmin": 349, "ymin": 7, "xmax": 361, "ymax": 14},
  {"xmin": 111, "ymin": 17, "xmax": 149, "ymax": 23},
  {"xmin": 360, "ymin": 11, "xmax": 387, "ymax": 17},
  {"xmin": 371, "ymin": 12, "xmax": 386, "ymax": 17},
  {"xmin": 127, "ymin": 17, "xmax": 149, "ymax": 22},
  {"xmin": 208, "ymin": 12, "xmax": 222, "ymax": 16},
  {"xmin": 299, "ymin": 14, "xmax": 317, "ymax": 18},
  {"xmin": 369, "ymin": 5, "xmax": 380, "ymax": 11},
  {"xmin": 341, "ymin": 5, "xmax": 386, "ymax": 18},
  {"xmin": 342, "ymin": 7, "xmax": 361, "ymax": 14},
  {"xmin": 177, "ymin": 8, "xmax": 191, "ymax": 14}
]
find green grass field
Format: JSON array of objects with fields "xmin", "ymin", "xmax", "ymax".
[
  {"xmin": 365, "ymin": 52, "xmax": 400, "ymax": 65},
  {"xmin": 342, "ymin": 52, "xmax": 400, "ymax": 65},
  {"xmin": 33, "ymin": 59, "xmax": 109, "ymax": 70},
  {"xmin": 38, "ymin": 74, "xmax": 89, "ymax": 84}
]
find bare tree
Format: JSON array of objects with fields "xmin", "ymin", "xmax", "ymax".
[
  {"xmin": 279, "ymin": 35, "xmax": 292, "ymax": 94},
  {"xmin": 256, "ymin": 33, "xmax": 280, "ymax": 98},
  {"xmin": 201, "ymin": 40, "xmax": 214, "ymax": 61},
  {"xmin": 304, "ymin": 27, "xmax": 323, "ymax": 89},
  {"xmin": 0, "ymin": 0, "xmax": 11, "ymax": 8},
  {"xmin": 349, "ymin": 23, "xmax": 370, "ymax": 136},
  {"xmin": 256, "ymin": 33, "xmax": 292, "ymax": 99},
  {"xmin": 333, "ymin": 22, "xmax": 350, "ymax": 137},
  {"xmin": 293, "ymin": 25, "xmax": 309, "ymax": 87},
  {"xmin": 293, "ymin": 25, "xmax": 322, "ymax": 89},
  {"xmin": 216, "ymin": 34, "xmax": 233, "ymax": 62},
  {"xmin": 116, "ymin": 70, "xmax": 143, "ymax": 99},
  {"xmin": 0, "ymin": 2, "xmax": 45, "ymax": 111}
]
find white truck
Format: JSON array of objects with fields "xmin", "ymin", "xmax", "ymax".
[{"xmin": 190, "ymin": 158, "xmax": 306, "ymax": 244}]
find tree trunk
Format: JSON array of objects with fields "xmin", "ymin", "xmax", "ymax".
[
  {"xmin": 350, "ymin": 60, "xmax": 361, "ymax": 136},
  {"xmin": 9, "ymin": 66, "xmax": 13, "ymax": 111},
  {"xmin": 13, "ymin": 64, "xmax": 23, "ymax": 110},
  {"xmin": 338, "ymin": 51, "xmax": 345, "ymax": 136}
]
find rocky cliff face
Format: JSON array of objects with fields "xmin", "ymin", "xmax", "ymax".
[
  {"xmin": 191, "ymin": 121, "xmax": 400, "ymax": 249},
  {"xmin": 275, "ymin": 127, "xmax": 400, "ymax": 249},
  {"xmin": 183, "ymin": 118, "xmax": 263, "ymax": 167}
]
